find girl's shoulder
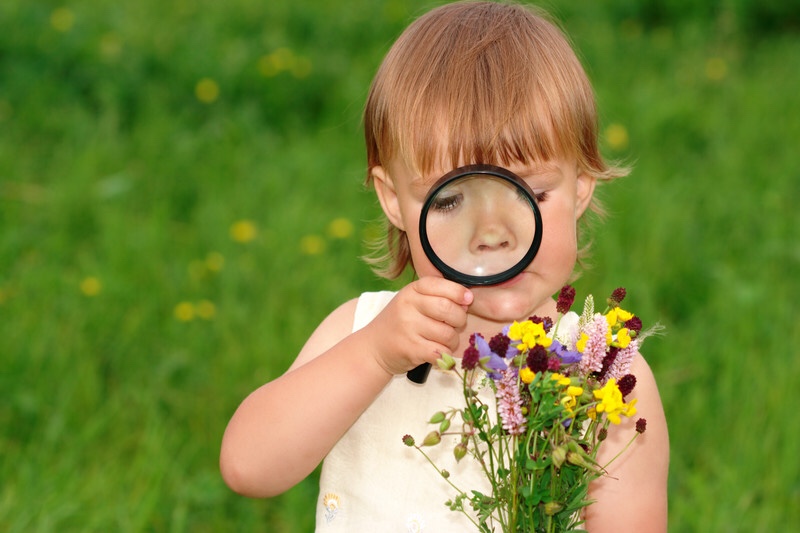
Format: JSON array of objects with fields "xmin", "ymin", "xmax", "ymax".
[{"xmin": 288, "ymin": 291, "xmax": 397, "ymax": 371}]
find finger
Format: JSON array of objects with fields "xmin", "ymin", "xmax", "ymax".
[{"xmin": 414, "ymin": 277, "xmax": 473, "ymax": 306}]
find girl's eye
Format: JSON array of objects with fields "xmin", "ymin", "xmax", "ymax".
[
  {"xmin": 517, "ymin": 188, "xmax": 548, "ymax": 204},
  {"xmin": 431, "ymin": 193, "xmax": 463, "ymax": 212}
]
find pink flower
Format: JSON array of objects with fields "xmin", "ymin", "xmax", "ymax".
[
  {"xmin": 605, "ymin": 338, "xmax": 639, "ymax": 382},
  {"xmin": 579, "ymin": 314, "xmax": 610, "ymax": 374},
  {"xmin": 496, "ymin": 369, "xmax": 526, "ymax": 436}
]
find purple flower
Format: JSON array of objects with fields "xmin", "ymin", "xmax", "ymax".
[
  {"xmin": 475, "ymin": 334, "xmax": 507, "ymax": 378},
  {"xmin": 549, "ymin": 339, "xmax": 582, "ymax": 364}
]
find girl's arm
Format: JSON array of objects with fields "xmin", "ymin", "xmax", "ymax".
[
  {"xmin": 219, "ymin": 278, "xmax": 473, "ymax": 498},
  {"xmin": 584, "ymin": 355, "xmax": 670, "ymax": 532}
]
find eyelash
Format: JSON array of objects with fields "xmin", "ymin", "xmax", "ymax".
[
  {"xmin": 431, "ymin": 194, "xmax": 463, "ymax": 212},
  {"xmin": 534, "ymin": 191, "xmax": 548, "ymax": 203}
]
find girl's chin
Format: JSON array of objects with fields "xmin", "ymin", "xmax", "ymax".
[
  {"xmin": 470, "ymin": 292, "xmax": 546, "ymax": 325},
  {"xmin": 469, "ymin": 276, "xmax": 558, "ymax": 324}
]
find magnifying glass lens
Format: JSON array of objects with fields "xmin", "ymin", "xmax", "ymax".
[
  {"xmin": 419, "ymin": 165, "xmax": 543, "ymax": 287},
  {"xmin": 425, "ymin": 175, "xmax": 537, "ymax": 279}
]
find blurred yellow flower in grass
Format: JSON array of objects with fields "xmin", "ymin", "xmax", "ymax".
[
  {"xmin": 604, "ymin": 123, "xmax": 629, "ymax": 151},
  {"xmin": 258, "ymin": 48, "xmax": 312, "ymax": 79},
  {"xmin": 80, "ymin": 277, "xmax": 102, "ymax": 297},
  {"xmin": 327, "ymin": 217, "xmax": 354, "ymax": 239},
  {"xmin": 300, "ymin": 234, "xmax": 326, "ymax": 255},
  {"xmin": 195, "ymin": 78, "xmax": 220, "ymax": 104},
  {"xmin": 195, "ymin": 300, "xmax": 216, "ymax": 320},
  {"xmin": 188, "ymin": 252, "xmax": 225, "ymax": 282},
  {"xmin": 99, "ymin": 33, "xmax": 123, "ymax": 60},
  {"xmin": 205, "ymin": 252, "xmax": 225, "ymax": 272},
  {"xmin": 705, "ymin": 57, "xmax": 728, "ymax": 81},
  {"xmin": 174, "ymin": 301, "xmax": 195, "ymax": 322},
  {"xmin": 174, "ymin": 300, "xmax": 216, "ymax": 321},
  {"xmin": 230, "ymin": 220, "xmax": 257, "ymax": 243},
  {"xmin": 50, "ymin": 7, "xmax": 75, "ymax": 32}
]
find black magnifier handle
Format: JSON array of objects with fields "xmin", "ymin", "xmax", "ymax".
[{"xmin": 407, "ymin": 362, "xmax": 432, "ymax": 384}]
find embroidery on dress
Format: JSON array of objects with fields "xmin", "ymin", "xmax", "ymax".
[
  {"xmin": 406, "ymin": 513, "xmax": 425, "ymax": 532},
  {"xmin": 322, "ymin": 493, "xmax": 340, "ymax": 523}
]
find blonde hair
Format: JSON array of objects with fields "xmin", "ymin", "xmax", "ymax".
[{"xmin": 364, "ymin": 1, "xmax": 627, "ymax": 279}]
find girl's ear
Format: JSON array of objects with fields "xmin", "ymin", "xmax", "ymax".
[
  {"xmin": 575, "ymin": 172, "xmax": 597, "ymax": 218},
  {"xmin": 371, "ymin": 165, "xmax": 406, "ymax": 231}
]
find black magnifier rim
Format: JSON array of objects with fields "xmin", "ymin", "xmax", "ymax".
[{"xmin": 418, "ymin": 164, "xmax": 543, "ymax": 287}]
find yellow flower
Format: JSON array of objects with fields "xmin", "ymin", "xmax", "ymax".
[
  {"xmin": 550, "ymin": 373, "xmax": 571, "ymax": 387},
  {"xmin": 560, "ymin": 385, "xmax": 584, "ymax": 414},
  {"xmin": 507, "ymin": 320, "xmax": 552, "ymax": 351},
  {"xmin": 605, "ymin": 307, "xmax": 634, "ymax": 327},
  {"xmin": 576, "ymin": 332, "xmax": 589, "ymax": 353},
  {"xmin": 50, "ymin": 8, "xmax": 75, "ymax": 32},
  {"xmin": 196, "ymin": 300, "xmax": 216, "ymax": 320},
  {"xmin": 519, "ymin": 367, "xmax": 536, "ymax": 384},
  {"xmin": 706, "ymin": 57, "xmax": 728, "ymax": 81},
  {"xmin": 300, "ymin": 234, "xmax": 326, "ymax": 255},
  {"xmin": 230, "ymin": 220, "xmax": 258, "ymax": 243},
  {"xmin": 604, "ymin": 123, "xmax": 629, "ymax": 151},
  {"xmin": 593, "ymin": 378, "xmax": 636, "ymax": 425},
  {"xmin": 205, "ymin": 252, "xmax": 225, "ymax": 272},
  {"xmin": 614, "ymin": 327, "xmax": 632, "ymax": 349},
  {"xmin": 327, "ymin": 217, "xmax": 354, "ymax": 239},
  {"xmin": 80, "ymin": 277, "xmax": 102, "ymax": 297},
  {"xmin": 195, "ymin": 78, "xmax": 220, "ymax": 104},
  {"xmin": 174, "ymin": 302, "xmax": 195, "ymax": 322}
]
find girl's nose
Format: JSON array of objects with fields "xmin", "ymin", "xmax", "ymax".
[{"xmin": 472, "ymin": 222, "xmax": 515, "ymax": 253}]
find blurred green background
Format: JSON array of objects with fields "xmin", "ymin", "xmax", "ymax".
[{"xmin": 1, "ymin": 0, "xmax": 798, "ymax": 531}]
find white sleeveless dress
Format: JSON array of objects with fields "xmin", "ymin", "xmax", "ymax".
[{"xmin": 315, "ymin": 291, "xmax": 493, "ymax": 532}]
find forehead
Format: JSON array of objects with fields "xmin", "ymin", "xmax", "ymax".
[{"xmin": 399, "ymin": 157, "xmax": 571, "ymax": 199}]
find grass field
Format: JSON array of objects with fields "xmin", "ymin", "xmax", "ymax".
[{"xmin": 1, "ymin": 1, "xmax": 798, "ymax": 531}]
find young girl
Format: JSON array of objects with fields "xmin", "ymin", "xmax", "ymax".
[{"xmin": 220, "ymin": 2, "xmax": 669, "ymax": 531}]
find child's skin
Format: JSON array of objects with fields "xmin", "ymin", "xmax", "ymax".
[{"xmin": 220, "ymin": 154, "xmax": 670, "ymax": 531}]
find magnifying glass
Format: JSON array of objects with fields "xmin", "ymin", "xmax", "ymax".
[{"xmin": 407, "ymin": 164, "xmax": 543, "ymax": 383}]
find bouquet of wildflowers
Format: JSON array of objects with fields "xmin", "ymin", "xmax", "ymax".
[{"xmin": 403, "ymin": 286, "xmax": 653, "ymax": 532}]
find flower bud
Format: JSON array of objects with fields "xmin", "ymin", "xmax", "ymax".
[
  {"xmin": 543, "ymin": 501, "xmax": 564, "ymax": 516},
  {"xmin": 552, "ymin": 445, "xmax": 568, "ymax": 468},
  {"xmin": 402, "ymin": 434, "xmax": 415, "ymax": 447},
  {"xmin": 439, "ymin": 419, "xmax": 451, "ymax": 433},
  {"xmin": 429, "ymin": 411, "xmax": 446, "ymax": 424},
  {"xmin": 441, "ymin": 469, "xmax": 450, "ymax": 479},
  {"xmin": 422, "ymin": 431, "xmax": 441, "ymax": 446},
  {"xmin": 453, "ymin": 443, "xmax": 468, "ymax": 462},
  {"xmin": 566, "ymin": 451, "xmax": 590, "ymax": 469},
  {"xmin": 437, "ymin": 352, "xmax": 456, "ymax": 371}
]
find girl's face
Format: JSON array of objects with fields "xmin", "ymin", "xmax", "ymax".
[{"xmin": 372, "ymin": 156, "xmax": 596, "ymax": 331}]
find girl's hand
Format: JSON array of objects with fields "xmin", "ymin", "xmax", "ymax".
[{"xmin": 363, "ymin": 277, "xmax": 473, "ymax": 375}]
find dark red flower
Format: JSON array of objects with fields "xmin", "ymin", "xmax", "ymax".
[
  {"xmin": 617, "ymin": 374, "xmax": 637, "ymax": 397},
  {"xmin": 597, "ymin": 348, "xmax": 619, "ymax": 380},
  {"xmin": 529, "ymin": 315, "xmax": 553, "ymax": 333},
  {"xmin": 609, "ymin": 287, "xmax": 627, "ymax": 306},
  {"xmin": 488, "ymin": 333, "xmax": 510, "ymax": 357},
  {"xmin": 526, "ymin": 344, "xmax": 549, "ymax": 374},
  {"xmin": 462, "ymin": 345, "xmax": 480, "ymax": 370},
  {"xmin": 547, "ymin": 356, "xmax": 561, "ymax": 371},
  {"xmin": 635, "ymin": 418, "xmax": 647, "ymax": 434},
  {"xmin": 625, "ymin": 316, "xmax": 643, "ymax": 334},
  {"xmin": 556, "ymin": 285, "xmax": 576, "ymax": 314}
]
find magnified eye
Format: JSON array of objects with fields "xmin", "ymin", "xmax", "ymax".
[
  {"xmin": 431, "ymin": 192, "xmax": 463, "ymax": 212},
  {"xmin": 515, "ymin": 187, "xmax": 547, "ymax": 204}
]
